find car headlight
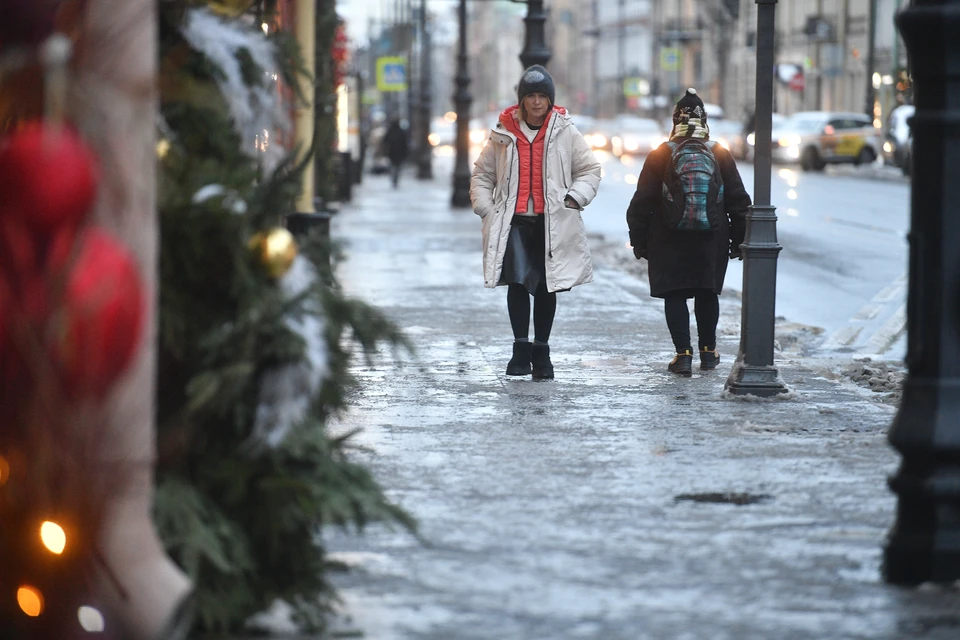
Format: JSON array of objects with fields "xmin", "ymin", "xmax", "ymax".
[
  {"xmin": 778, "ymin": 134, "xmax": 802, "ymax": 147},
  {"xmin": 469, "ymin": 129, "xmax": 486, "ymax": 145},
  {"xmin": 747, "ymin": 132, "xmax": 755, "ymax": 146},
  {"xmin": 716, "ymin": 137, "xmax": 729, "ymax": 150},
  {"xmin": 623, "ymin": 136, "xmax": 639, "ymax": 152},
  {"xmin": 428, "ymin": 133, "xmax": 440, "ymax": 147},
  {"xmin": 588, "ymin": 134, "xmax": 607, "ymax": 149},
  {"xmin": 786, "ymin": 145, "xmax": 801, "ymax": 159},
  {"xmin": 883, "ymin": 141, "xmax": 893, "ymax": 153}
]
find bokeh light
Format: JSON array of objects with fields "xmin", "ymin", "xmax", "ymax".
[
  {"xmin": 78, "ymin": 606, "xmax": 105, "ymax": 632},
  {"xmin": 40, "ymin": 521, "xmax": 66, "ymax": 554},
  {"xmin": 17, "ymin": 586, "xmax": 43, "ymax": 617}
]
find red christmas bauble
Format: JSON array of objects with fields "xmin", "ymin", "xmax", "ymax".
[
  {"xmin": 0, "ymin": 121, "xmax": 99, "ymax": 236},
  {"xmin": 56, "ymin": 228, "xmax": 144, "ymax": 399}
]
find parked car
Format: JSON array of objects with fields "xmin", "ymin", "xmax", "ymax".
[
  {"xmin": 708, "ymin": 119, "xmax": 747, "ymax": 157},
  {"xmin": 883, "ymin": 104, "xmax": 914, "ymax": 176},
  {"xmin": 742, "ymin": 113, "xmax": 787, "ymax": 161},
  {"xmin": 568, "ymin": 114, "xmax": 596, "ymax": 135},
  {"xmin": 897, "ymin": 135, "xmax": 912, "ymax": 177},
  {"xmin": 611, "ymin": 115, "xmax": 666, "ymax": 157},
  {"xmin": 702, "ymin": 102, "xmax": 725, "ymax": 120},
  {"xmin": 770, "ymin": 111, "xmax": 882, "ymax": 171},
  {"xmin": 582, "ymin": 118, "xmax": 618, "ymax": 153}
]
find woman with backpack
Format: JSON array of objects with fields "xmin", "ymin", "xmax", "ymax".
[
  {"xmin": 626, "ymin": 88, "xmax": 752, "ymax": 376},
  {"xmin": 470, "ymin": 65, "xmax": 601, "ymax": 380}
]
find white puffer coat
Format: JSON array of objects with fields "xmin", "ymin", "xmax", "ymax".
[{"xmin": 470, "ymin": 106, "xmax": 602, "ymax": 292}]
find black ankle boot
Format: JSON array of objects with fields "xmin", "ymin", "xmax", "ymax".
[
  {"xmin": 668, "ymin": 350, "xmax": 693, "ymax": 376},
  {"xmin": 506, "ymin": 341, "xmax": 533, "ymax": 376},
  {"xmin": 699, "ymin": 347, "xmax": 720, "ymax": 371},
  {"xmin": 531, "ymin": 343, "xmax": 554, "ymax": 380}
]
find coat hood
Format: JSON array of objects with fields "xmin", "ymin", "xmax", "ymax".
[{"xmin": 495, "ymin": 104, "xmax": 570, "ymax": 137}]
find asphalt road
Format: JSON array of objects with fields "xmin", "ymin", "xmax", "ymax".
[{"xmin": 585, "ymin": 151, "xmax": 910, "ymax": 360}]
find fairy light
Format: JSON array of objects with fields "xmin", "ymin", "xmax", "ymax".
[
  {"xmin": 40, "ymin": 521, "xmax": 66, "ymax": 554},
  {"xmin": 17, "ymin": 586, "xmax": 43, "ymax": 617},
  {"xmin": 78, "ymin": 606, "xmax": 105, "ymax": 632}
]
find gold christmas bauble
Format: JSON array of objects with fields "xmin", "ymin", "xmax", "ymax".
[
  {"xmin": 249, "ymin": 227, "xmax": 298, "ymax": 278},
  {"xmin": 206, "ymin": 0, "xmax": 255, "ymax": 18}
]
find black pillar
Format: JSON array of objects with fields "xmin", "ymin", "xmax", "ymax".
[
  {"xmin": 355, "ymin": 71, "xmax": 365, "ymax": 183},
  {"xmin": 883, "ymin": 0, "xmax": 960, "ymax": 586},
  {"xmin": 724, "ymin": 0, "xmax": 788, "ymax": 397},
  {"xmin": 519, "ymin": 0, "xmax": 551, "ymax": 70},
  {"xmin": 417, "ymin": 0, "xmax": 433, "ymax": 180},
  {"xmin": 864, "ymin": 0, "xmax": 878, "ymax": 119},
  {"xmin": 451, "ymin": 0, "xmax": 473, "ymax": 207}
]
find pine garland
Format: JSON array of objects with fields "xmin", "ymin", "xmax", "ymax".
[{"xmin": 155, "ymin": 2, "xmax": 413, "ymax": 634}]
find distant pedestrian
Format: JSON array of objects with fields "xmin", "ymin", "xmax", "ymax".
[
  {"xmin": 470, "ymin": 65, "xmax": 601, "ymax": 380},
  {"xmin": 626, "ymin": 88, "xmax": 751, "ymax": 376},
  {"xmin": 381, "ymin": 117, "xmax": 409, "ymax": 187}
]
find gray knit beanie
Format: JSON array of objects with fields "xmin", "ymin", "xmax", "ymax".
[{"xmin": 517, "ymin": 65, "xmax": 556, "ymax": 105}]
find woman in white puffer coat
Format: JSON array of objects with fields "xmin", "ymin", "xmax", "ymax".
[{"xmin": 470, "ymin": 65, "xmax": 601, "ymax": 380}]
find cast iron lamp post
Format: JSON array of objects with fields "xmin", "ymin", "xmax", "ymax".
[
  {"xmin": 883, "ymin": 0, "xmax": 960, "ymax": 585},
  {"xmin": 512, "ymin": 0, "xmax": 550, "ymax": 69},
  {"xmin": 416, "ymin": 0, "xmax": 433, "ymax": 180},
  {"xmin": 451, "ymin": 0, "xmax": 553, "ymax": 207},
  {"xmin": 724, "ymin": 0, "xmax": 788, "ymax": 397},
  {"xmin": 451, "ymin": 0, "xmax": 473, "ymax": 207}
]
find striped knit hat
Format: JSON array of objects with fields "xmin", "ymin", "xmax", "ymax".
[{"xmin": 673, "ymin": 88, "xmax": 707, "ymax": 125}]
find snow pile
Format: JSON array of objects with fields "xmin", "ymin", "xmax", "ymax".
[{"xmin": 841, "ymin": 358, "xmax": 904, "ymax": 404}]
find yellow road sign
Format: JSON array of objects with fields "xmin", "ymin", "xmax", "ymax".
[
  {"xmin": 660, "ymin": 48, "xmax": 682, "ymax": 72},
  {"xmin": 376, "ymin": 57, "xmax": 407, "ymax": 92}
]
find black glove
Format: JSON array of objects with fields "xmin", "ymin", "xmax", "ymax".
[{"xmin": 633, "ymin": 246, "xmax": 648, "ymax": 260}]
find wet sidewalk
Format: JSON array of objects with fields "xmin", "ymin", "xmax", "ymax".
[{"xmin": 319, "ymin": 163, "xmax": 957, "ymax": 640}]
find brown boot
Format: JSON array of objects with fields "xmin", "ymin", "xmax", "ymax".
[
  {"xmin": 699, "ymin": 347, "xmax": 720, "ymax": 370},
  {"xmin": 668, "ymin": 350, "xmax": 693, "ymax": 376}
]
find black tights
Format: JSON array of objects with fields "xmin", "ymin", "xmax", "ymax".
[
  {"xmin": 507, "ymin": 283, "xmax": 557, "ymax": 343},
  {"xmin": 664, "ymin": 292, "xmax": 719, "ymax": 353}
]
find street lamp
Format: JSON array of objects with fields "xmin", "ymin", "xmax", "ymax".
[
  {"xmin": 451, "ymin": 0, "xmax": 473, "ymax": 207},
  {"xmin": 416, "ymin": 0, "xmax": 433, "ymax": 180},
  {"xmin": 724, "ymin": 0, "xmax": 788, "ymax": 397},
  {"xmin": 883, "ymin": 0, "xmax": 960, "ymax": 586},
  {"xmin": 864, "ymin": 0, "xmax": 878, "ymax": 119},
  {"xmin": 512, "ymin": 0, "xmax": 550, "ymax": 69},
  {"xmin": 450, "ymin": 0, "xmax": 553, "ymax": 206}
]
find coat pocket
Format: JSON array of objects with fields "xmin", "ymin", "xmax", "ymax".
[{"xmin": 557, "ymin": 149, "xmax": 572, "ymax": 190}]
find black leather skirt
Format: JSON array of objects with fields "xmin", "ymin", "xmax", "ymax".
[{"xmin": 498, "ymin": 214, "xmax": 546, "ymax": 294}]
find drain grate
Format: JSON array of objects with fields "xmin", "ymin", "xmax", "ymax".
[{"xmin": 674, "ymin": 492, "xmax": 772, "ymax": 505}]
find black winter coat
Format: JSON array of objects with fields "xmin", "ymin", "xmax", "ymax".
[
  {"xmin": 382, "ymin": 122, "xmax": 409, "ymax": 164},
  {"xmin": 626, "ymin": 142, "xmax": 751, "ymax": 298}
]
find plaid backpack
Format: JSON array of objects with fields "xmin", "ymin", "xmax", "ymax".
[{"xmin": 661, "ymin": 138, "xmax": 724, "ymax": 232}]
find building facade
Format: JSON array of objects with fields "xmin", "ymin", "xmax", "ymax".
[
  {"xmin": 417, "ymin": 0, "xmax": 909, "ymax": 130},
  {"xmin": 725, "ymin": 0, "xmax": 909, "ymax": 126}
]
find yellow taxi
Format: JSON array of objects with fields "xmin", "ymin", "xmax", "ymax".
[{"xmin": 770, "ymin": 111, "xmax": 882, "ymax": 171}]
